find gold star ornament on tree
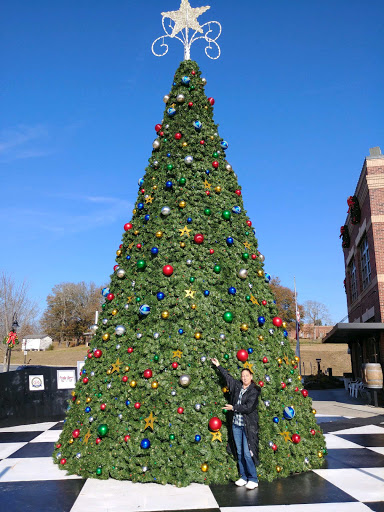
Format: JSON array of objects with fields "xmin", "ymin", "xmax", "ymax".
[
  {"xmin": 144, "ymin": 411, "xmax": 157, "ymax": 431},
  {"xmin": 210, "ymin": 430, "xmax": 222, "ymax": 442},
  {"xmin": 111, "ymin": 358, "xmax": 121, "ymax": 373},
  {"xmin": 179, "ymin": 225, "xmax": 192, "ymax": 237},
  {"xmin": 161, "ymin": 0, "xmax": 210, "ymax": 38}
]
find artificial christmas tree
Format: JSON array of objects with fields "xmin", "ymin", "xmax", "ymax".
[{"xmin": 53, "ymin": 3, "xmax": 326, "ymax": 488}]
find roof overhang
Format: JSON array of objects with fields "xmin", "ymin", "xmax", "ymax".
[{"xmin": 322, "ymin": 323, "xmax": 384, "ymax": 343}]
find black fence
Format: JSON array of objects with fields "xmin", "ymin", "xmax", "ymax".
[{"xmin": 0, "ymin": 366, "xmax": 76, "ymax": 427}]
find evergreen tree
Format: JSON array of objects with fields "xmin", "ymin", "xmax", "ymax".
[{"xmin": 53, "ymin": 60, "xmax": 326, "ymax": 486}]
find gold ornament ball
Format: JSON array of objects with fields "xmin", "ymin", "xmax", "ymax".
[
  {"xmin": 257, "ymin": 270, "xmax": 264, "ymax": 277},
  {"xmin": 116, "ymin": 249, "xmax": 122, "ymax": 256},
  {"xmin": 151, "ymin": 381, "xmax": 159, "ymax": 389},
  {"xmin": 191, "ymin": 303, "xmax": 197, "ymax": 310},
  {"xmin": 194, "ymin": 332, "xmax": 202, "ymax": 340},
  {"xmin": 294, "ymin": 356, "xmax": 300, "ymax": 362},
  {"xmin": 111, "ymin": 309, "xmax": 118, "ymax": 316},
  {"xmin": 179, "ymin": 201, "xmax": 186, "ymax": 208},
  {"xmin": 201, "ymin": 463, "xmax": 209, "ymax": 472},
  {"xmin": 153, "ymin": 185, "xmax": 158, "ymax": 190},
  {"xmin": 258, "ymin": 335, "xmax": 264, "ymax": 341},
  {"xmin": 282, "ymin": 321, "xmax": 287, "ymax": 328},
  {"xmin": 210, "ymin": 135, "xmax": 214, "ymax": 139},
  {"xmin": 161, "ymin": 310, "xmax": 170, "ymax": 319},
  {"xmin": 312, "ymin": 408, "xmax": 317, "ymax": 414},
  {"xmin": 134, "ymin": 230, "xmax": 139, "ymax": 236},
  {"xmin": 133, "ymin": 209, "xmax": 137, "ymax": 214},
  {"xmin": 156, "ymin": 231, "xmax": 163, "ymax": 238},
  {"xmin": 69, "ymin": 439, "xmax": 74, "ymax": 445},
  {"xmin": 130, "ymin": 380, "xmax": 137, "ymax": 388},
  {"xmin": 124, "ymin": 366, "xmax": 130, "ymax": 372},
  {"xmin": 277, "ymin": 358, "xmax": 282, "ymax": 365},
  {"xmin": 276, "ymin": 465, "xmax": 282, "ymax": 473},
  {"xmin": 71, "ymin": 391, "xmax": 76, "ymax": 397},
  {"xmin": 214, "ymin": 186, "xmax": 222, "ymax": 193},
  {"xmin": 180, "ymin": 242, "xmax": 186, "ymax": 248},
  {"xmin": 240, "ymin": 323, "xmax": 249, "ymax": 332},
  {"xmin": 102, "ymin": 333, "xmax": 110, "ymax": 341},
  {"xmin": 291, "ymin": 359, "xmax": 296, "ymax": 365},
  {"xmin": 222, "ymin": 386, "xmax": 229, "ymax": 393},
  {"xmin": 317, "ymin": 451, "xmax": 323, "ymax": 458},
  {"xmin": 76, "ymin": 399, "xmax": 81, "ymax": 405},
  {"xmin": 182, "ymin": 142, "xmax": 188, "ymax": 147},
  {"xmin": 86, "ymin": 397, "xmax": 91, "ymax": 403},
  {"xmin": 106, "ymin": 369, "xmax": 112, "ymax": 375},
  {"xmin": 298, "ymin": 375, "xmax": 302, "ymax": 380}
]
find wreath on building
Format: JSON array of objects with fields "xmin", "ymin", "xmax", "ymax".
[
  {"xmin": 339, "ymin": 225, "xmax": 350, "ymax": 248},
  {"xmin": 347, "ymin": 195, "xmax": 361, "ymax": 224}
]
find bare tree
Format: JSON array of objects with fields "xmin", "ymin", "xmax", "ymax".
[
  {"xmin": 303, "ymin": 300, "xmax": 332, "ymax": 339},
  {"xmin": 0, "ymin": 271, "xmax": 39, "ymax": 368}
]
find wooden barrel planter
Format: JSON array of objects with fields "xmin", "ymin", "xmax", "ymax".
[{"xmin": 362, "ymin": 363, "xmax": 383, "ymax": 389}]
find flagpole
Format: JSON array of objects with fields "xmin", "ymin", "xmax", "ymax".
[{"xmin": 294, "ymin": 277, "xmax": 302, "ymax": 375}]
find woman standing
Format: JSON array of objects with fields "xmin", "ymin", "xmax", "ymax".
[{"xmin": 211, "ymin": 357, "xmax": 261, "ymax": 490}]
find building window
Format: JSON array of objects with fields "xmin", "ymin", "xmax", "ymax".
[
  {"xmin": 360, "ymin": 236, "xmax": 371, "ymax": 290},
  {"xmin": 349, "ymin": 258, "xmax": 358, "ymax": 302}
]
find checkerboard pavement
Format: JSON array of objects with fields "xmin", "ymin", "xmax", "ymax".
[{"xmin": 0, "ymin": 415, "xmax": 383, "ymax": 512}]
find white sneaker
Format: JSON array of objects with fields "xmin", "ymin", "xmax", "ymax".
[
  {"xmin": 245, "ymin": 481, "xmax": 259, "ymax": 490},
  {"xmin": 235, "ymin": 478, "xmax": 247, "ymax": 487}
]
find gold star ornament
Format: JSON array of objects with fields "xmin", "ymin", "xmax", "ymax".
[
  {"xmin": 184, "ymin": 288, "xmax": 196, "ymax": 298},
  {"xmin": 210, "ymin": 430, "xmax": 222, "ymax": 442},
  {"xmin": 179, "ymin": 225, "xmax": 192, "ymax": 237},
  {"xmin": 145, "ymin": 195, "xmax": 154, "ymax": 204},
  {"xmin": 111, "ymin": 358, "xmax": 121, "ymax": 373},
  {"xmin": 243, "ymin": 361, "xmax": 253, "ymax": 372},
  {"xmin": 172, "ymin": 349, "xmax": 183, "ymax": 359},
  {"xmin": 250, "ymin": 295, "xmax": 259, "ymax": 305},
  {"xmin": 203, "ymin": 178, "xmax": 211, "ymax": 189},
  {"xmin": 162, "ymin": 0, "xmax": 210, "ymax": 38},
  {"xmin": 144, "ymin": 411, "xmax": 157, "ymax": 431},
  {"xmin": 243, "ymin": 241, "xmax": 251, "ymax": 250},
  {"xmin": 83, "ymin": 429, "xmax": 91, "ymax": 444},
  {"xmin": 279, "ymin": 431, "xmax": 291, "ymax": 442}
]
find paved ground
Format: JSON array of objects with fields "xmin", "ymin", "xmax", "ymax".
[{"xmin": 0, "ymin": 388, "xmax": 383, "ymax": 512}]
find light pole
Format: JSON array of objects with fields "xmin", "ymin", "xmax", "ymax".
[{"xmin": 6, "ymin": 312, "xmax": 19, "ymax": 372}]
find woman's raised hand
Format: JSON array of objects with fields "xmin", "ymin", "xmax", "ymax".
[{"xmin": 211, "ymin": 357, "xmax": 219, "ymax": 367}]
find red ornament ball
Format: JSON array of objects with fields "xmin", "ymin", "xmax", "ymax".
[
  {"xmin": 301, "ymin": 389, "xmax": 309, "ymax": 398},
  {"xmin": 292, "ymin": 434, "xmax": 301, "ymax": 444},
  {"xmin": 122, "ymin": 375, "xmax": 128, "ymax": 383},
  {"xmin": 119, "ymin": 244, "xmax": 122, "ymax": 248},
  {"xmin": 212, "ymin": 160, "xmax": 219, "ymax": 169},
  {"xmin": 209, "ymin": 249, "xmax": 215, "ymax": 255},
  {"xmin": 87, "ymin": 352, "xmax": 93, "ymax": 359},
  {"xmin": 127, "ymin": 347, "xmax": 133, "ymax": 354},
  {"xmin": 134, "ymin": 402, "xmax": 141, "ymax": 409},
  {"xmin": 106, "ymin": 293, "xmax": 115, "ymax": 301},
  {"xmin": 141, "ymin": 188, "xmax": 145, "ymax": 194},
  {"xmin": 191, "ymin": 70, "xmax": 196, "ymax": 75},
  {"xmin": 100, "ymin": 403, "xmax": 106, "ymax": 411},
  {"xmin": 171, "ymin": 362, "xmax": 178, "ymax": 369},
  {"xmin": 200, "ymin": 140, "xmax": 205, "ymax": 145},
  {"xmin": 94, "ymin": 349, "xmax": 102, "ymax": 358},
  {"xmin": 188, "ymin": 102, "xmax": 193, "ymax": 107},
  {"xmin": 155, "ymin": 123, "xmax": 162, "ymax": 132},
  {"xmin": 124, "ymin": 223, "xmax": 133, "ymax": 231},
  {"xmin": 310, "ymin": 429, "xmax": 316, "ymax": 436},
  {"xmin": 262, "ymin": 300, "xmax": 267, "ymax": 306},
  {"xmin": 194, "ymin": 233, "xmax": 204, "ymax": 244},
  {"xmin": 72, "ymin": 429, "xmax": 80, "ymax": 438},
  {"xmin": 124, "ymin": 435, "xmax": 130, "ymax": 442},
  {"xmin": 136, "ymin": 243, "xmax": 142, "ymax": 249},
  {"xmin": 208, "ymin": 97, "xmax": 215, "ymax": 105},
  {"xmin": 95, "ymin": 437, "xmax": 101, "ymax": 445},
  {"xmin": 60, "ymin": 458, "xmax": 67, "ymax": 465},
  {"xmin": 205, "ymin": 190, "xmax": 210, "ymax": 196},
  {"xmin": 82, "ymin": 377, "xmax": 89, "ymax": 384},
  {"xmin": 281, "ymin": 382, "xmax": 287, "ymax": 389},
  {"xmin": 163, "ymin": 265, "xmax": 174, "ymax": 276},
  {"xmin": 272, "ymin": 317, "xmax": 283, "ymax": 327},
  {"xmin": 208, "ymin": 417, "xmax": 222, "ymax": 431},
  {"xmin": 56, "ymin": 443, "xmax": 62, "ymax": 449},
  {"xmin": 159, "ymin": 131, "xmax": 164, "ymax": 137},
  {"xmin": 113, "ymin": 265, "xmax": 119, "ymax": 271},
  {"xmin": 294, "ymin": 387, "xmax": 299, "ymax": 392},
  {"xmin": 251, "ymin": 254, "xmax": 257, "ymax": 260},
  {"xmin": 262, "ymin": 356, "xmax": 268, "ymax": 363},
  {"xmin": 246, "ymin": 220, "xmax": 252, "ymax": 227},
  {"xmin": 258, "ymin": 381, "xmax": 264, "ymax": 387},
  {"xmin": 143, "ymin": 369, "xmax": 153, "ymax": 379},
  {"xmin": 272, "ymin": 443, "xmax": 278, "ymax": 451},
  {"xmin": 177, "ymin": 407, "xmax": 184, "ymax": 414},
  {"xmin": 236, "ymin": 349, "xmax": 248, "ymax": 362},
  {"xmin": 235, "ymin": 189, "xmax": 241, "ymax": 196},
  {"xmin": 175, "ymin": 132, "xmax": 182, "ymax": 140}
]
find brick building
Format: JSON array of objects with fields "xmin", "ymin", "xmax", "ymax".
[
  {"xmin": 288, "ymin": 324, "xmax": 332, "ymax": 340},
  {"xmin": 324, "ymin": 147, "xmax": 384, "ymax": 383}
]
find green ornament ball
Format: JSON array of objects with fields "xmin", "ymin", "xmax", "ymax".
[
  {"xmin": 97, "ymin": 424, "xmax": 109, "ymax": 437},
  {"xmin": 135, "ymin": 297, "xmax": 141, "ymax": 303},
  {"xmin": 224, "ymin": 354, "xmax": 229, "ymax": 360},
  {"xmin": 163, "ymin": 138, "xmax": 168, "ymax": 143},
  {"xmin": 137, "ymin": 259, "xmax": 147, "ymax": 270},
  {"xmin": 222, "ymin": 210, "xmax": 231, "ymax": 220},
  {"xmin": 222, "ymin": 408, "xmax": 227, "ymax": 414},
  {"xmin": 190, "ymin": 277, "xmax": 195, "ymax": 283},
  {"xmin": 246, "ymin": 295, "xmax": 251, "ymax": 301},
  {"xmin": 290, "ymin": 369, "xmax": 294, "ymax": 374},
  {"xmin": 169, "ymin": 434, "xmax": 175, "ymax": 441},
  {"xmin": 212, "ymin": 151, "xmax": 218, "ymax": 158},
  {"xmin": 242, "ymin": 252, "xmax": 249, "ymax": 260},
  {"xmin": 245, "ymin": 231, "xmax": 250, "ymax": 236},
  {"xmin": 189, "ymin": 85, "xmax": 195, "ymax": 90},
  {"xmin": 213, "ymin": 264, "xmax": 221, "ymax": 274},
  {"xmin": 167, "ymin": 164, "xmax": 173, "ymax": 171},
  {"xmin": 97, "ymin": 393, "xmax": 102, "ymax": 398},
  {"xmin": 179, "ymin": 177, "xmax": 186, "ymax": 185},
  {"xmin": 102, "ymin": 304, "xmax": 106, "ymax": 309},
  {"xmin": 96, "ymin": 467, "xmax": 102, "ymax": 476},
  {"xmin": 223, "ymin": 311, "xmax": 234, "ymax": 323},
  {"xmin": 204, "ymin": 208, "xmax": 211, "ymax": 216},
  {"xmin": 154, "ymin": 355, "xmax": 159, "ymax": 362}
]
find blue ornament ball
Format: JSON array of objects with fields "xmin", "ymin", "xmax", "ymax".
[
  {"xmin": 205, "ymin": 169, "xmax": 210, "ymax": 175},
  {"xmin": 187, "ymin": 217, "xmax": 192, "ymax": 224},
  {"xmin": 182, "ymin": 76, "xmax": 190, "ymax": 84},
  {"xmin": 284, "ymin": 330, "xmax": 288, "ymax": 338},
  {"xmin": 166, "ymin": 152, "xmax": 171, "ymax": 157},
  {"xmin": 167, "ymin": 107, "xmax": 176, "ymax": 117},
  {"xmin": 125, "ymin": 400, "xmax": 130, "ymax": 406},
  {"xmin": 139, "ymin": 304, "xmax": 151, "ymax": 316},
  {"xmin": 204, "ymin": 290, "xmax": 210, "ymax": 296},
  {"xmin": 265, "ymin": 273, "xmax": 271, "ymax": 283},
  {"xmin": 165, "ymin": 181, "xmax": 173, "ymax": 189},
  {"xmin": 151, "ymin": 247, "xmax": 159, "ymax": 255},
  {"xmin": 85, "ymin": 407, "xmax": 91, "ymax": 413},
  {"xmin": 195, "ymin": 435, "xmax": 201, "ymax": 442},
  {"xmin": 228, "ymin": 287, "xmax": 236, "ymax": 295},
  {"xmin": 248, "ymin": 348, "xmax": 253, "ymax": 354},
  {"xmin": 126, "ymin": 255, "xmax": 131, "ymax": 261},
  {"xmin": 144, "ymin": 214, "xmax": 150, "ymax": 221},
  {"xmin": 193, "ymin": 120, "xmax": 202, "ymax": 130},
  {"xmin": 101, "ymin": 287, "xmax": 110, "ymax": 297},
  {"xmin": 137, "ymin": 203, "xmax": 144, "ymax": 210},
  {"xmin": 283, "ymin": 406, "xmax": 295, "ymax": 421},
  {"xmin": 232, "ymin": 206, "xmax": 241, "ymax": 214},
  {"xmin": 138, "ymin": 177, "xmax": 144, "ymax": 187},
  {"xmin": 157, "ymin": 292, "xmax": 165, "ymax": 301},
  {"xmin": 178, "ymin": 329, "xmax": 184, "ymax": 334},
  {"xmin": 140, "ymin": 438, "xmax": 151, "ymax": 449},
  {"xmin": 226, "ymin": 237, "xmax": 234, "ymax": 245},
  {"xmin": 258, "ymin": 316, "xmax": 266, "ymax": 325},
  {"xmin": 273, "ymin": 417, "xmax": 280, "ymax": 423},
  {"xmin": 220, "ymin": 141, "xmax": 229, "ymax": 150}
]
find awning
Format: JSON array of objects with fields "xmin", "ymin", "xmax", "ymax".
[{"xmin": 322, "ymin": 323, "xmax": 384, "ymax": 344}]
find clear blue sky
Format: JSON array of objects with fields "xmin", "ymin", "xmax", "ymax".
[{"xmin": 1, "ymin": 0, "xmax": 383, "ymax": 324}]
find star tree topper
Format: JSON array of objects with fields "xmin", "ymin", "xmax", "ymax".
[{"xmin": 152, "ymin": 0, "xmax": 222, "ymax": 61}]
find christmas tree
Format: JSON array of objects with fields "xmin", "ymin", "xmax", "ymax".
[{"xmin": 53, "ymin": 4, "xmax": 326, "ymax": 488}]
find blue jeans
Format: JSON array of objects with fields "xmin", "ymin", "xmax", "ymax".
[{"xmin": 232, "ymin": 423, "xmax": 258, "ymax": 482}]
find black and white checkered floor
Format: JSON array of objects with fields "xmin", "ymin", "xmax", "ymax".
[{"xmin": 0, "ymin": 415, "xmax": 383, "ymax": 512}]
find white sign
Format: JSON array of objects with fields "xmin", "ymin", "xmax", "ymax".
[
  {"xmin": 29, "ymin": 375, "xmax": 45, "ymax": 391},
  {"xmin": 57, "ymin": 369, "xmax": 76, "ymax": 389}
]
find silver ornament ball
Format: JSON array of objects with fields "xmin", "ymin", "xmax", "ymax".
[
  {"xmin": 176, "ymin": 94, "xmax": 185, "ymax": 103},
  {"xmin": 137, "ymin": 333, "xmax": 142, "ymax": 339},
  {"xmin": 107, "ymin": 383, "xmax": 112, "ymax": 389},
  {"xmin": 161, "ymin": 206, "xmax": 171, "ymax": 216},
  {"xmin": 124, "ymin": 303, "xmax": 129, "ymax": 310},
  {"xmin": 304, "ymin": 457, "xmax": 309, "ymax": 464},
  {"xmin": 102, "ymin": 318, "xmax": 108, "ymax": 325},
  {"xmin": 259, "ymin": 253, "xmax": 265, "ymax": 262},
  {"xmin": 163, "ymin": 94, "xmax": 170, "ymax": 103},
  {"xmin": 142, "ymin": 466, "xmax": 148, "ymax": 472},
  {"xmin": 201, "ymin": 356, "xmax": 206, "ymax": 363},
  {"xmin": 269, "ymin": 441, "xmax": 274, "ymax": 447},
  {"xmin": 89, "ymin": 324, "xmax": 98, "ymax": 333},
  {"xmin": 219, "ymin": 333, "xmax": 226, "ymax": 340},
  {"xmin": 280, "ymin": 341, "xmax": 285, "ymax": 346},
  {"xmin": 225, "ymin": 163, "xmax": 232, "ymax": 172},
  {"xmin": 179, "ymin": 374, "xmax": 191, "ymax": 388},
  {"xmin": 152, "ymin": 139, "xmax": 160, "ymax": 150},
  {"xmin": 115, "ymin": 325, "xmax": 126, "ymax": 336},
  {"xmin": 264, "ymin": 400, "xmax": 270, "ymax": 407},
  {"xmin": 90, "ymin": 371, "xmax": 95, "ymax": 377},
  {"xmin": 195, "ymin": 403, "xmax": 202, "ymax": 411},
  {"xmin": 116, "ymin": 344, "xmax": 121, "ymax": 350},
  {"xmin": 76, "ymin": 452, "xmax": 81, "ymax": 459},
  {"xmin": 153, "ymin": 160, "xmax": 159, "ymax": 168},
  {"xmin": 248, "ymin": 283, "xmax": 253, "ymax": 289},
  {"xmin": 165, "ymin": 124, "xmax": 169, "ymax": 129},
  {"xmin": 184, "ymin": 155, "xmax": 193, "ymax": 165},
  {"xmin": 116, "ymin": 268, "xmax": 126, "ymax": 279},
  {"xmin": 265, "ymin": 375, "xmax": 271, "ymax": 382},
  {"xmin": 154, "ymin": 332, "xmax": 160, "ymax": 339},
  {"xmin": 171, "ymin": 390, "xmax": 176, "ymax": 396},
  {"xmin": 238, "ymin": 268, "xmax": 248, "ymax": 279},
  {"xmin": 89, "ymin": 416, "xmax": 94, "ymax": 423},
  {"xmin": 269, "ymin": 329, "xmax": 274, "ymax": 335},
  {"xmin": 202, "ymin": 77, "xmax": 207, "ymax": 85},
  {"xmin": 287, "ymin": 378, "xmax": 292, "ymax": 383},
  {"xmin": 186, "ymin": 259, "xmax": 192, "ymax": 266},
  {"xmin": 118, "ymin": 414, "xmax": 123, "ymax": 420}
]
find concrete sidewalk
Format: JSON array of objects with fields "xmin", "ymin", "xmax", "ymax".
[{"xmin": 310, "ymin": 387, "xmax": 384, "ymax": 418}]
